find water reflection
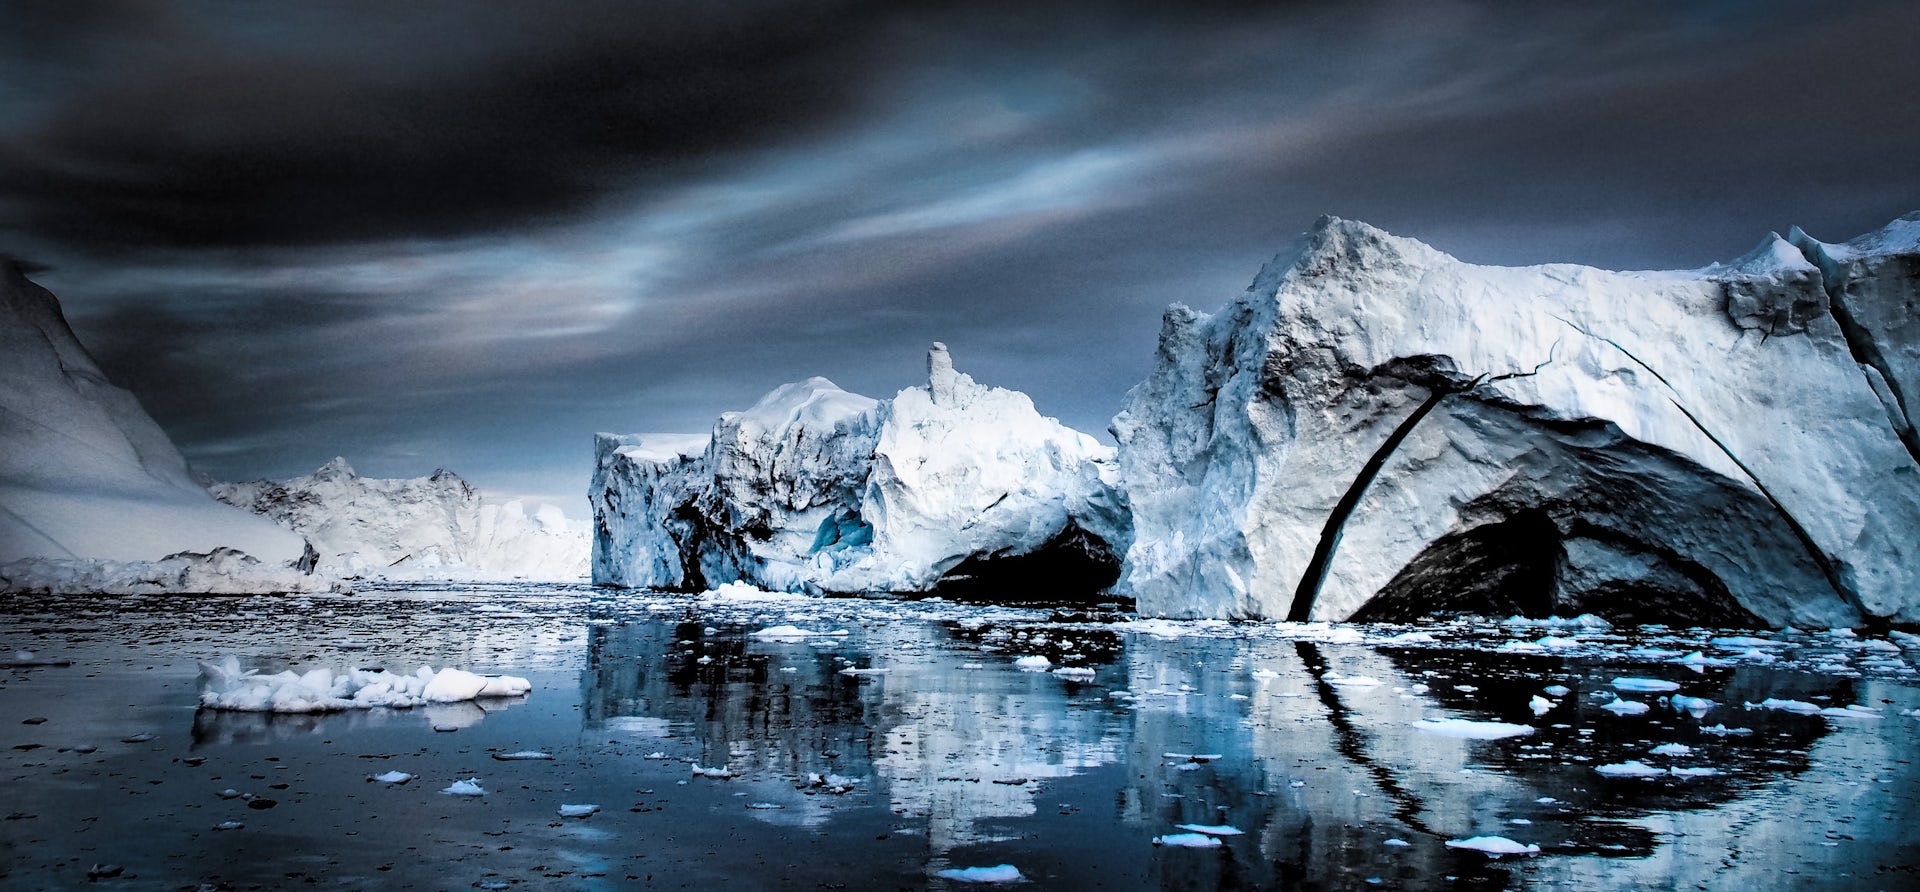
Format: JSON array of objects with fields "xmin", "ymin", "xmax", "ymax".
[{"xmin": 579, "ymin": 608, "xmax": 1901, "ymax": 888}]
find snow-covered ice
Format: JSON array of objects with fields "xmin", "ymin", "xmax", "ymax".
[
  {"xmin": 1153, "ymin": 832, "xmax": 1225, "ymax": 848},
  {"xmin": 1413, "ymin": 719, "xmax": 1534, "ymax": 740},
  {"xmin": 1444, "ymin": 836, "xmax": 1540, "ymax": 857},
  {"xmin": 935, "ymin": 864, "xmax": 1025, "ymax": 883},
  {"xmin": 197, "ymin": 656, "xmax": 530, "ymax": 712}
]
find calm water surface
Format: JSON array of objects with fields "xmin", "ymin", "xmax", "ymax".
[{"xmin": 2, "ymin": 583, "xmax": 1917, "ymax": 890}]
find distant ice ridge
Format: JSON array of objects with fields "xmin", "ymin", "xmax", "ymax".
[
  {"xmin": 213, "ymin": 458, "xmax": 588, "ymax": 581},
  {"xmin": 2, "ymin": 547, "xmax": 336, "ymax": 595},
  {"xmin": 0, "ymin": 260, "xmax": 307, "ymax": 573},
  {"xmin": 1113, "ymin": 211, "xmax": 1920, "ymax": 625},
  {"xmin": 592, "ymin": 343, "xmax": 1128, "ymax": 595},
  {"xmin": 197, "ymin": 655, "xmax": 531, "ymax": 713}
]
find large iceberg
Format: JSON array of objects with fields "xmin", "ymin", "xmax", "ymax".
[
  {"xmin": 1113, "ymin": 213, "xmax": 1920, "ymax": 626},
  {"xmin": 0, "ymin": 260, "xmax": 307, "ymax": 570},
  {"xmin": 592, "ymin": 344, "xmax": 1128, "ymax": 596},
  {"xmin": 213, "ymin": 459, "xmax": 589, "ymax": 580}
]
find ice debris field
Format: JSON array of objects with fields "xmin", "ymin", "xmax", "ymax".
[{"xmin": 3, "ymin": 582, "xmax": 1920, "ymax": 889}]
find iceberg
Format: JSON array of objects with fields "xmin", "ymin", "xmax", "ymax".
[
  {"xmin": 212, "ymin": 459, "xmax": 588, "ymax": 580},
  {"xmin": 1112, "ymin": 213, "xmax": 1920, "ymax": 625},
  {"xmin": 0, "ymin": 261, "xmax": 308, "ymax": 577},
  {"xmin": 591, "ymin": 343, "xmax": 1128, "ymax": 597}
]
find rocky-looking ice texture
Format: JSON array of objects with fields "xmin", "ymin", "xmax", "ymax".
[
  {"xmin": 593, "ymin": 344, "xmax": 1128, "ymax": 596},
  {"xmin": 1114, "ymin": 213, "xmax": 1920, "ymax": 626},
  {"xmin": 213, "ymin": 459, "xmax": 588, "ymax": 580},
  {"xmin": 0, "ymin": 261, "xmax": 306, "ymax": 569}
]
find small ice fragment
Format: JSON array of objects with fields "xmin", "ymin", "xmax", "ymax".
[
  {"xmin": 691, "ymin": 764, "xmax": 734, "ymax": 778},
  {"xmin": 1701, "ymin": 724, "xmax": 1753, "ymax": 736},
  {"xmin": 121, "ymin": 732, "xmax": 155, "ymax": 743},
  {"xmin": 1327, "ymin": 674, "xmax": 1384, "ymax": 687},
  {"xmin": 1153, "ymin": 832, "xmax": 1224, "ymax": 848},
  {"xmin": 1174, "ymin": 823, "xmax": 1245, "ymax": 836},
  {"xmin": 1612, "ymin": 677, "xmax": 1681, "ymax": 693},
  {"xmin": 491, "ymin": 750, "xmax": 553, "ymax": 761},
  {"xmin": 1751, "ymin": 698, "xmax": 1822, "ymax": 715},
  {"xmin": 370, "ymin": 771, "xmax": 413, "ymax": 784},
  {"xmin": 1601, "ymin": 698, "xmax": 1650, "ymax": 715},
  {"xmin": 1530, "ymin": 696, "xmax": 1555, "ymax": 716},
  {"xmin": 1386, "ymin": 632, "xmax": 1436, "ymax": 644},
  {"xmin": 211, "ymin": 821, "xmax": 244, "ymax": 831},
  {"xmin": 935, "ymin": 864, "xmax": 1025, "ymax": 883},
  {"xmin": 1649, "ymin": 743, "xmax": 1693, "ymax": 757},
  {"xmin": 441, "ymin": 778, "xmax": 486, "ymax": 796},
  {"xmin": 1251, "ymin": 669, "xmax": 1280, "ymax": 680},
  {"xmin": 1536, "ymin": 635, "xmax": 1580, "ymax": 649},
  {"xmin": 1820, "ymin": 705, "xmax": 1884, "ymax": 720},
  {"xmin": 1413, "ymin": 719, "xmax": 1533, "ymax": 740},
  {"xmin": 1671, "ymin": 695, "xmax": 1717, "ymax": 715},
  {"xmin": 1052, "ymin": 667, "xmax": 1096, "ymax": 681},
  {"xmin": 1536, "ymin": 797, "xmax": 1558, "ymax": 804},
  {"xmin": 1454, "ymin": 685, "xmax": 1479, "ymax": 693},
  {"xmin": 1289, "ymin": 780, "xmax": 1305, "ymax": 788},
  {"xmin": 750, "ymin": 625, "xmax": 814, "ymax": 640},
  {"xmin": 1013, "ymin": 655, "xmax": 1051, "ymax": 670},
  {"xmin": 643, "ymin": 751, "xmax": 669, "ymax": 760},
  {"xmin": 1595, "ymin": 761, "xmax": 1667, "ymax": 778},
  {"xmin": 1543, "ymin": 685, "xmax": 1571, "ymax": 697},
  {"xmin": 838, "ymin": 667, "xmax": 890, "ymax": 676},
  {"xmin": 1410, "ymin": 683, "xmax": 1431, "ymax": 694},
  {"xmin": 960, "ymin": 663, "xmax": 985, "ymax": 670},
  {"xmin": 216, "ymin": 788, "xmax": 241, "ymax": 799},
  {"xmin": 1383, "ymin": 838, "xmax": 1412, "ymax": 847},
  {"xmin": 1669, "ymin": 766, "xmax": 1720, "ymax": 778},
  {"xmin": 746, "ymin": 802, "xmax": 785, "ymax": 810},
  {"xmin": 557, "ymin": 803, "xmax": 600, "ymax": 818},
  {"xmin": 1444, "ymin": 836, "xmax": 1540, "ymax": 857}
]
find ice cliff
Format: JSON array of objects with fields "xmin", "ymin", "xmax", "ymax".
[
  {"xmin": 592, "ymin": 343, "xmax": 1128, "ymax": 595},
  {"xmin": 1114, "ymin": 213, "xmax": 1920, "ymax": 627},
  {"xmin": 0, "ymin": 260, "xmax": 307, "ymax": 570},
  {"xmin": 213, "ymin": 458, "xmax": 589, "ymax": 580}
]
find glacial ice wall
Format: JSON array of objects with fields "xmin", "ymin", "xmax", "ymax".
[
  {"xmin": 592, "ymin": 344, "xmax": 1128, "ymax": 596},
  {"xmin": 1113, "ymin": 213, "xmax": 1920, "ymax": 626},
  {"xmin": 0, "ymin": 261, "xmax": 307, "ymax": 568},
  {"xmin": 214, "ymin": 458, "xmax": 589, "ymax": 580}
]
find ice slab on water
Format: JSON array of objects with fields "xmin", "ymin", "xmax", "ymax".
[
  {"xmin": 1413, "ymin": 719, "xmax": 1534, "ymax": 740},
  {"xmin": 1175, "ymin": 823, "xmax": 1246, "ymax": 836},
  {"xmin": 558, "ymin": 804, "xmax": 600, "ymax": 818},
  {"xmin": 1613, "ymin": 677, "xmax": 1681, "ymax": 693},
  {"xmin": 1445, "ymin": 836, "xmax": 1540, "ymax": 857},
  {"xmin": 197, "ymin": 656, "xmax": 530, "ymax": 713},
  {"xmin": 441, "ymin": 778, "xmax": 485, "ymax": 796},
  {"xmin": 1153, "ymin": 832, "xmax": 1225, "ymax": 848},
  {"xmin": 935, "ymin": 864, "xmax": 1025, "ymax": 883}
]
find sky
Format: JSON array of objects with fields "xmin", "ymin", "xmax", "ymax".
[{"xmin": 4, "ymin": 0, "xmax": 1918, "ymax": 514}]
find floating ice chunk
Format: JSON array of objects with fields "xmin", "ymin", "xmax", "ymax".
[
  {"xmin": 1601, "ymin": 698, "xmax": 1650, "ymax": 715},
  {"xmin": 492, "ymin": 750, "xmax": 553, "ymax": 761},
  {"xmin": 749, "ymin": 625, "xmax": 814, "ymax": 640},
  {"xmin": 691, "ymin": 764, "xmax": 734, "ymax": 778},
  {"xmin": 838, "ymin": 667, "xmax": 890, "ymax": 676},
  {"xmin": 121, "ymin": 732, "xmax": 155, "ymax": 743},
  {"xmin": 1536, "ymin": 636, "xmax": 1580, "ymax": 650},
  {"xmin": 1701, "ymin": 724, "xmax": 1753, "ymax": 736},
  {"xmin": 1612, "ymin": 677, "xmax": 1681, "ymax": 693},
  {"xmin": 1671, "ymin": 695, "xmax": 1716, "ymax": 715},
  {"xmin": 1543, "ymin": 685, "xmax": 1571, "ymax": 697},
  {"xmin": 1414, "ymin": 718, "xmax": 1533, "ymax": 739},
  {"xmin": 1676, "ymin": 651, "xmax": 1733, "ymax": 667},
  {"xmin": 1174, "ymin": 824, "xmax": 1245, "ymax": 836},
  {"xmin": 1750, "ymin": 698, "xmax": 1822, "ymax": 715},
  {"xmin": 1250, "ymin": 669, "xmax": 1280, "ymax": 680},
  {"xmin": 369, "ymin": 770, "xmax": 413, "ymax": 784},
  {"xmin": 1385, "ymin": 632, "xmax": 1436, "ymax": 644},
  {"xmin": 212, "ymin": 821, "xmax": 244, "ymax": 831},
  {"xmin": 1595, "ymin": 761, "xmax": 1667, "ymax": 778},
  {"xmin": 1649, "ymin": 743, "xmax": 1693, "ymax": 756},
  {"xmin": 1711, "ymin": 636, "xmax": 1775, "ymax": 648},
  {"xmin": 1454, "ymin": 684, "xmax": 1479, "ymax": 693},
  {"xmin": 197, "ymin": 656, "xmax": 529, "ymax": 713},
  {"xmin": 960, "ymin": 663, "xmax": 985, "ymax": 670},
  {"xmin": 1820, "ymin": 705, "xmax": 1884, "ymax": 720},
  {"xmin": 441, "ymin": 778, "xmax": 486, "ymax": 796},
  {"xmin": 1383, "ymin": 838, "xmax": 1411, "ymax": 847},
  {"xmin": 1013, "ymin": 655, "xmax": 1052, "ymax": 671},
  {"xmin": 1529, "ymin": 696, "xmax": 1556, "ymax": 716},
  {"xmin": 1153, "ymin": 833, "xmax": 1224, "ymax": 848},
  {"xmin": 1444, "ymin": 836, "xmax": 1540, "ymax": 857},
  {"xmin": 701, "ymin": 581, "xmax": 802, "ymax": 601},
  {"xmin": 1327, "ymin": 674, "xmax": 1383, "ymax": 687},
  {"xmin": 1670, "ymin": 766, "xmax": 1721, "ymax": 778},
  {"xmin": 557, "ymin": 803, "xmax": 600, "ymax": 818},
  {"xmin": 935, "ymin": 865, "xmax": 1025, "ymax": 883},
  {"xmin": 1052, "ymin": 667, "xmax": 1095, "ymax": 681}
]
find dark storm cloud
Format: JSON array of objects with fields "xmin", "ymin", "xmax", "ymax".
[{"xmin": 10, "ymin": 0, "xmax": 1920, "ymax": 509}]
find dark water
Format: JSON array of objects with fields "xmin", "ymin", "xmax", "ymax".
[{"xmin": 2, "ymin": 584, "xmax": 1918, "ymax": 890}]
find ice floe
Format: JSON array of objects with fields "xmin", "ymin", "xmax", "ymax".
[
  {"xmin": 1153, "ymin": 832, "xmax": 1225, "ymax": 848},
  {"xmin": 935, "ymin": 864, "xmax": 1025, "ymax": 883},
  {"xmin": 197, "ymin": 656, "xmax": 530, "ymax": 713},
  {"xmin": 369, "ymin": 770, "xmax": 413, "ymax": 784},
  {"xmin": 441, "ymin": 778, "xmax": 486, "ymax": 796},
  {"xmin": 1612, "ymin": 677, "xmax": 1681, "ymax": 693},
  {"xmin": 1413, "ymin": 719, "xmax": 1534, "ymax": 740},
  {"xmin": 1175, "ymin": 823, "xmax": 1245, "ymax": 836},
  {"xmin": 557, "ymin": 803, "xmax": 600, "ymax": 818},
  {"xmin": 1444, "ymin": 836, "xmax": 1540, "ymax": 857}
]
